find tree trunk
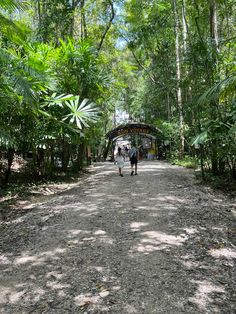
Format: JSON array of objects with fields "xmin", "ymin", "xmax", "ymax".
[
  {"xmin": 211, "ymin": 139, "xmax": 218, "ymax": 175},
  {"xmin": 209, "ymin": 1, "xmax": 220, "ymax": 175},
  {"xmin": 173, "ymin": 0, "xmax": 184, "ymax": 157},
  {"xmin": 77, "ymin": 143, "xmax": 85, "ymax": 170},
  {"xmin": 210, "ymin": 0, "xmax": 219, "ymax": 50},
  {"xmin": 181, "ymin": 0, "xmax": 188, "ymax": 54},
  {"xmin": 3, "ymin": 148, "xmax": 14, "ymax": 185},
  {"xmin": 61, "ymin": 139, "xmax": 70, "ymax": 172},
  {"xmin": 37, "ymin": 148, "xmax": 45, "ymax": 176}
]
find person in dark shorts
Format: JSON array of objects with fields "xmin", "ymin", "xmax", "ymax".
[{"xmin": 129, "ymin": 145, "xmax": 138, "ymax": 175}]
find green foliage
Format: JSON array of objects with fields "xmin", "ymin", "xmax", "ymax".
[
  {"xmin": 0, "ymin": 0, "xmax": 235, "ymax": 185},
  {"xmin": 171, "ymin": 156, "xmax": 197, "ymax": 169}
]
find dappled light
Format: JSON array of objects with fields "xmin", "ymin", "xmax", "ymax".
[
  {"xmin": 14, "ymin": 248, "xmax": 67, "ymax": 266},
  {"xmin": 130, "ymin": 222, "xmax": 149, "ymax": 231},
  {"xmin": 130, "ymin": 230, "xmax": 188, "ymax": 255},
  {"xmin": 189, "ymin": 280, "xmax": 225, "ymax": 311},
  {"xmin": 0, "ymin": 161, "xmax": 234, "ymax": 312},
  {"xmin": 210, "ymin": 248, "xmax": 236, "ymax": 260},
  {"xmin": 0, "ymin": 0, "xmax": 235, "ymax": 310}
]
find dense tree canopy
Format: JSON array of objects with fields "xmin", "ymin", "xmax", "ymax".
[{"xmin": 0, "ymin": 0, "xmax": 235, "ymax": 186}]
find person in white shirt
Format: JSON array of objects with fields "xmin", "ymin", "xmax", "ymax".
[{"xmin": 115, "ymin": 147, "xmax": 125, "ymax": 177}]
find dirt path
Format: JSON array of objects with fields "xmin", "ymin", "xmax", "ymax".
[{"xmin": 0, "ymin": 161, "xmax": 235, "ymax": 314}]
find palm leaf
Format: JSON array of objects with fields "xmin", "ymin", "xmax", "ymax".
[
  {"xmin": 0, "ymin": 0, "xmax": 27, "ymax": 11},
  {"xmin": 44, "ymin": 93, "xmax": 78, "ymax": 107},
  {"xmin": 37, "ymin": 109, "xmax": 83, "ymax": 135},
  {"xmin": 63, "ymin": 97, "xmax": 98, "ymax": 129},
  {"xmin": 197, "ymin": 74, "xmax": 236, "ymax": 106},
  {"xmin": 191, "ymin": 130, "xmax": 208, "ymax": 146}
]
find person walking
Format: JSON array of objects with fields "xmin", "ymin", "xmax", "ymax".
[
  {"xmin": 129, "ymin": 145, "xmax": 138, "ymax": 175},
  {"xmin": 115, "ymin": 147, "xmax": 125, "ymax": 177}
]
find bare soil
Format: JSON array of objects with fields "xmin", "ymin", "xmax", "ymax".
[{"xmin": 0, "ymin": 160, "xmax": 235, "ymax": 313}]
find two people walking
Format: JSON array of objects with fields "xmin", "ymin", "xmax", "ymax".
[{"xmin": 115, "ymin": 145, "xmax": 138, "ymax": 177}]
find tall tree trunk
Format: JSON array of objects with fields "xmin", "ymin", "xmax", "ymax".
[
  {"xmin": 181, "ymin": 0, "xmax": 188, "ymax": 54},
  {"xmin": 77, "ymin": 142, "xmax": 85, "ymax": 170},
  {"xmin": 78, "ymin": 0, "xmax": 88, "ymax": 39},
  {"xmin": 167, "ymin": 91, "xmax": 171, "ymax": 119},
  {"xmin": 3, "ymin": 148, "xmax": 14, "ymax": 185},
  {"xmin": 61, "ymin": 138, "xmax": 70, "ymax": 172},
  {"xmin": 210, "ymin": 0, "xmax": 219, "ymax": 50},
  {"xmin": 173, "ymin": 0, "xmax": 184, "ymax": 157},
  {"xmin": 209, "ymin": 0, "xmax": 220, "ymax": 175},
  {"xmin": 36, "ymin": 0, "xmax": 41, "ymax": 26}
]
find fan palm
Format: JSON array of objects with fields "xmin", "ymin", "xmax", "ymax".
[{"xmin": 63, "ymin": 97, "xmax": 98, "ymax": 129}]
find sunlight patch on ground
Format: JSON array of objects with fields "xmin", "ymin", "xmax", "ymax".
[
  {"xmin": 189, "ymin": 280, "xmax": 225, "ymax": 311},
  {"xmin": 67, "ymin": 228, "xmax": 114, "ymax": 246},
  {"xmin": 181, "ymin": 260, "xmax": 200, "ymax": 269},
  {"xmin": 14, "ymin": 255, "xmax": 39, "ymax": 265},
  {"xmin": 130, "ymin": 222, "xmax": 149, "ymax": 231},
  {"xmin": 67, "ymin": 239, "xmax": 79, "ymax": 246},
  {"xmin": 81, "ymin": 237, "xmax": 96, "ymax": 242},
  {"xmin": 212, "ymin": 198, "xmax": 224, "ymax": 203},
  {"xmin": 68, "ymin": 229, "xmax": 83, "ymax": 236},
  {"xmin": 210, "ymin": 248, "xmax": 236, "ymax": 259},
  {"xmin": 67, "ymin": 229, "xmax": 90, "ymax": 239},
  {"xmin": 112, "ymin": 285, "xmax": 121, "ymax": 291},
  {"xmin": 46, "ymin": 280, "xmax": 70, "ymax": 290},
  {"xmin": 93, "ymin": 170, "xmax": 115, "ymax": 176},
  {"xmin": 154, "ymin": 195, "xmax": 185, "ymax": 203},
  {"xmin": 98, "ymin": 236, "xmax": 114, "ymax": 245},
  {"xmin": 14, "ymin": 248, "xmax": 67, "ymax": 265},
  {"xmin": 182, "ymin": 227, "xmax": 198, "ymax": 235},
  {"xmin": 139, "ymin": 163, "xmax": 169, "ymax": 170},
  {"xmin": 180, "ymin": 254, "xmax": 200, "ymax": 269},
  {"xmin": 0, "ymin": 287, "xmax": 26, "ymax": 304},
  {"xmin": 0, "ymin": 254, "xmax": 12, "ymax": 265},
  {"xmin": 11, "ymin": 290, "xmax": 24, "ymax": 303},
  {"xmin": 3, "ymin": 216, "xmax": 25, "ymax": 225},
  {"xmin": 74, "ymin": 293, "xmax": 99, "ymax": 306},
  {"xmin": 93, "ymin": 266, "xmax": 105, "ymax": 272},
  {"xmin": 30, "ymin": 287, "xmax": 46, "ymax": 302},
  {"xmin": 74, "ymin": 290, "xmax": 110, "ymax": 307},
  {"xmin": 141, "ymin": 231, "xmax": 187, "ymax": 245},
  {"xmin": 130, "ymin": 230, "xmax": 187, "ymax": 254},
  {"xmin": 94, "ymin": 230, "xmax": 106, "ymax": 235}
]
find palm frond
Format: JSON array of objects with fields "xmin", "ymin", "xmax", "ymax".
[
  {"xmin": 0, "ymin": 0, "xmax": 27, "ymax": 11},
  {"xmin": 197, "ymin": 74, "xmax": 236, "ymax": 106},
  {"xmin": 63, "ymin": 97, "xmax": 98, "ymax": 129},
  {"xmin": 0, "ymin": 13, "xmax": 29, "ymax": 44},
  {"xmin": 37, "ymin": 109, "xmax": 83, "ymax": 135},
  {"xmin": 45, "ymin": 94, "xmax": 77, "ymax": 107}
]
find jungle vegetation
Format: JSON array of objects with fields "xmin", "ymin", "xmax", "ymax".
[{"xmin": 0, "ymin": 0, "xmax": 235, "ymax": 187}]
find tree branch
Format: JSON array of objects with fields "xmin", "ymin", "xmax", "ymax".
[
  {"xmin": 97, "ymin": 0, "xmax": 115, "ymax": 52},
  {"xmin": 72, "ymin": 0, "xmax": 81, "ymax": 9}
]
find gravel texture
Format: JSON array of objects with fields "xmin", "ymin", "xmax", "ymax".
[{"xmin": 0, "ymin": 160, "xmax": 235, "ymax": 314}]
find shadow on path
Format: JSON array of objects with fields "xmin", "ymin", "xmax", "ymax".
[{"xmin": 0, "ymin": 161, "xmax": 235, "ymax": 313}]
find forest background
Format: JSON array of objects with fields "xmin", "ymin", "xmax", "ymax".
[{"xmin": 0, "ymin": 0, "xmax": 235, "ymax": 191}]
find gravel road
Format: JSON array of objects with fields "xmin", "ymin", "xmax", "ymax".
[{"xmin": 0, "ymin": 160, "xmax": 235, "ymax": 313}]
